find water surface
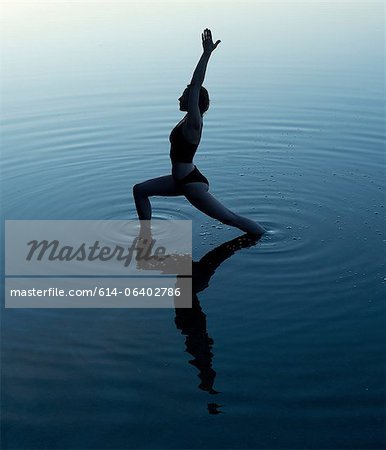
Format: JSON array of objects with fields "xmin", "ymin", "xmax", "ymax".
[{"xmin": 1, "ymin": 2, "xmax": 385, "ymax": 449}]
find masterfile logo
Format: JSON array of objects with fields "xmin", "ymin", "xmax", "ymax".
[{"xmin": 5, "ymin": 220, "xmax": 192, "ymax": 276}]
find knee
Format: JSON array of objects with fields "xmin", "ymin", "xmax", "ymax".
[{"xmin": 133, "ymin": 183, "xmax": 145, "ymax": 199}]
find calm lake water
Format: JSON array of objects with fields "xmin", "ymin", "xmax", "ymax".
[{"xmin": 1, "ymin": 2, "xmax": 385, "ymax": 449}]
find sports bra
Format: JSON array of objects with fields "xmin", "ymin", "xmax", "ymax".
[{"xmin": 169, "ymin": 121, "xmax": 201, "ymax": 163}]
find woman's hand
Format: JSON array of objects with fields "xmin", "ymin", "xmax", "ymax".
[
  {"xmin": 189, "ymin": 29, "xmax": 220, "ymax": 90},
  {"xmin": 202, "ymin": 28, "xmax": 221, "ymax": 55}
]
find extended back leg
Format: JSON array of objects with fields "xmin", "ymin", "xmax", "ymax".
[{"xmin": 183, "ymin": 183, "xmax": 265, "ymax": 235}]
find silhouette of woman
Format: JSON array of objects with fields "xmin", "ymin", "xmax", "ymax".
[{"xmin": 133, "ymin": 29, "xmax": 265, "ymax": 235}]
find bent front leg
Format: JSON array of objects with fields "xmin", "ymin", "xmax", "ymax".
[{"xmin": 133, "ymin": 175, "xmax": 181, "ymax": 220}]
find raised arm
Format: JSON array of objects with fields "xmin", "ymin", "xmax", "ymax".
[
  {"xmin": 191, "ymin": 29, "xmax": 221, "ymax": 86},
  {"xmin": 185, "ymin": 29, "xmax": 221, "ymax": 130}
]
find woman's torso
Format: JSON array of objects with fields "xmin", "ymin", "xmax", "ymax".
[{"xmin": 170, "ymin": 116, "xmax": 203, "ymax": 180}]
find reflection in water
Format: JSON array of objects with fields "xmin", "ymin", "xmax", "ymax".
[
  {"xmin": 174, "ymin": 290, "xmax": 218, "ymax": 394},
  {"xmin": 136, "ymin": 224, "xmax": 262, "ymax": 414}
]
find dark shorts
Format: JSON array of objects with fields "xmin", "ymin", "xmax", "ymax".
[{"xmin": 174, "ymin": 165, "xmax": 209, "ymax": 188}]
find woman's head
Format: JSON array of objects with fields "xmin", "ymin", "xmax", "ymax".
[{"xmin": 179, "ymin": 85, "xmax": 210, "ymax": 114}]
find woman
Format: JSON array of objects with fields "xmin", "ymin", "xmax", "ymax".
[{"xmin": 133, "ymin": 29, "xmax": 265, "ymax": 235}]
